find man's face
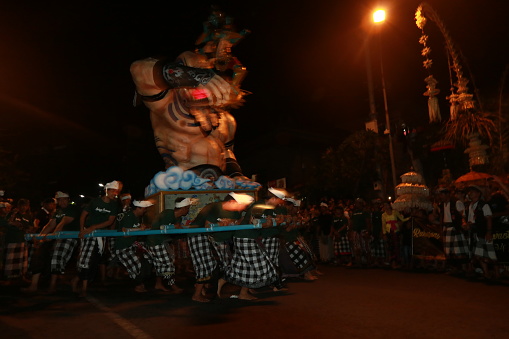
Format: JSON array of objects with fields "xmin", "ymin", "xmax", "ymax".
[
  {"xmin": 224, "ymin": 200, "xmax": 248, "ymax": 212},
  {"xmin": 468, "ymin": 190, "xmax": 481, "ymax": 202},
  {"xmin": 106, "ymin": 189, "xmax": 119, "ymax": 199},
  {"xmin": 268, "ymin": 197, "xmax": 284, "ymax": 207},
  {"xmin": 57, "ymin": 198, "xmax": 69, "ymax": 208}
]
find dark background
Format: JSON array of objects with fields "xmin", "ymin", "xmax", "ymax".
[{"xmin": 1, "ymin": 0, "xmax": 508, "ymax": 201}]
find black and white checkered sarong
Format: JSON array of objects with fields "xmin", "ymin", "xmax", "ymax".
[
  {"xmin": 146, "ymin": 243, "xmax": 175, "ymax": 280},
  {"xmin": 78, "ymin": 238, "xmax": 99, "ymax": 270},
  {"xmin": 473, "ymin": 236, "xmax": 497, "ymax": 261},
  {"xmin": 4, "ymin": 242, "xmax": 28, "ymax": 279},
  {"xmin": 210, "ymin": 239, "xmax": 232, "ymax": 271},
  {"xmin": 108, "ymin": 237, "xmax": 117, "ymax": 261},
  {"xmin": 261, "ymin": 237, "xmax": 280, "ymax": 265},
  {"xmin": 334, "ymin": 235, "xmax": 351, "ymax": 255},
  {"xmin": 285, "ymin": 241, "xmax": 312, "ymax": 270},
  {"xmin": 296, "ymin": 236, "xmax": 317, "ymax": 261},
  {"xmin": 225, "ymin": 237, "xmax": 278, "ymax": 288},
  {"xmin": 370, "ymin": 238, "xmax": 386, "ymax": 258},
  {"xmin": 443, "ymin": 226, "xmax": 470, "ymax": 257},
  {"xmin": 188, "ymin": 234, "xmax": 216, "ymax": 283},
  {"xmin": 116, "ymin": 245, "xmax": 152, "ymax": 279},
  {"xmin": 51, "ymin": 238, "xmax": 79, "ymax": 274}
]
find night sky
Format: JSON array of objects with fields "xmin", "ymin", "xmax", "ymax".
[{"xmin": 1, "ymin": 0, "xmax": 508, "ymax": 201}]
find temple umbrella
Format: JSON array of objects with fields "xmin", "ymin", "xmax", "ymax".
[{"xmin": 454, "ymin": 171, "xmax": 492, "ymax": 187}]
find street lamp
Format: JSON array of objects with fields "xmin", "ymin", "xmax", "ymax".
[{"xmin": 373, "ymin": 9, "xmax": 398, "ymax": 195}]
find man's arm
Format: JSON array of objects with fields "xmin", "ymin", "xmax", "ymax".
[
  {"xmin": 79, "ymin": 210, "xmax": 89, "ymax": 232},
  {"xmin": 53, "ymin": 216, "xmax": 75, "ymax": 233},
  {"xmin": 40, "ymin": 219, "xmax": 57, "ymax": 235},
  {"xmin": 79, "ymin": 215, "xmax": 116, "ymax": 239}
]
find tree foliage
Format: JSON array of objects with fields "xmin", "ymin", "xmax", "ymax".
[{"xmin": 302, "ymin": 130, "xmax": 388, "ymax": 200}]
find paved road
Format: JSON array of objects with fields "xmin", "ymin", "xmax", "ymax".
[{"xmin": 1, "ymin": 266, "xmax": 508, "ymax": 339}]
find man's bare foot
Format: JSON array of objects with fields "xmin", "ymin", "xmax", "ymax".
[
  {"xmin": 304, "ymin": 272, "xmax": 318, "ymax": 281},
  {"xmin": 134, "ymin": 285, "xmax": 148, "ymax": 293},
  {"xmin": 248, "ymin": 288, "xmax": 258, "ymax": 295},
  {"xmin": 273, "ymin": 286, "xmax": 288, "ymax": 292},
  {"xmin": 238, "ymin": 293, "xmax": 258, "ymax": 301},
  {"xmin": 192, "ymin": 295, "xmax": 210, "ymax": 303},
  {"xmin": 217, "ymin": 278, "xmax": 227, "ymax": 298}
]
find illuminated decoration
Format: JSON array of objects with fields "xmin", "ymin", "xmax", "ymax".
[
  {"xmin": 464, "ymin": 133, "xmax": 489, "ymax": 168},
  {"xmin": 392, "ymin": 171, "xmax": 433, "ymax": 212},
  {"xmin": 131, "ymin": 8, "xmax": 261, "ymax": 193},
  {"xmin": 415, "ymin": 3, "xmax": 495, "ymax": 167},
  {"xmin": 415, "ymin": 3, "xmax": 475, "ymax": 120}
]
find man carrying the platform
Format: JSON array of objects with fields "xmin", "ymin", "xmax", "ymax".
[
  {"xmin": 23, "ymin": 192, "xmax": 81, "ymax": 293},
  {"xmin": 145, "ymin": 197, "xmax": 196, "ymax": 293},
  {"xmin": 218, "ymin": 187, "xmax": 288, "ymax": 300},
  {"xmin": 114, "ymin": 200, "xmax": 154, "ymax": 293},
  {"xmin": 73, "ymin": 180, "xmax": 120, "ymax": 297},
  {"xmin": 188, "ymin": 192, "xmax": 254, "ymax": 302},
  {"xmin": 280, "ymin": 198, "xmax": 318, "ymax": 280}
]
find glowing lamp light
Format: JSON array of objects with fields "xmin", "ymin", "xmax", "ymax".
[
  {"xmin": 98, "ymin": 183, "xmax": 104, "ymax": 187},
  {"xmin": 79, "ymin": 194, "xmax": 85, "ymax": 198},
  {"xmin": 373, "ymin": 9, "xmax": 386, "ymax": 23}
]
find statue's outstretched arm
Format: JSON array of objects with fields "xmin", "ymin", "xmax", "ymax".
[{"xmin": 131, "ymin": 58, "xmax": 232, "ymax": 106}]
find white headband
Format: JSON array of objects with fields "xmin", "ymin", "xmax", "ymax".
[
  {"xmin": 229, "ymin": 192, "xmax": 254, "ymax": 205},
  {"xmin": 268, "ymin": 187, "xmax": 286, "ymax": 200},
  {"xmin": 55, "ymin": 191, "xmax": 70, "ymax": 199},
  {"xmin": 175, "ymin": 198, "xmax": 198, "ymax": 208},
  {"xmin": 133, "ymin": 200, "xmax": 153, "ymax": 208}
]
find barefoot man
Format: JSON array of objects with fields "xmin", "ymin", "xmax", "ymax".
[{"xmin": 188, "ymin": 192, "xmax": 254, "ymax": 302}]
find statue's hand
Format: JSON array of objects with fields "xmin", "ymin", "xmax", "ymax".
[{"xmin": 198, "ymin": 74, "xmax": 232, "ymax": 106}]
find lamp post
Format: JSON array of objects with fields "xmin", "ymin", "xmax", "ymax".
[{"xmin": 373, "ymin": 9, "xmax": 398, "ymax": 194}]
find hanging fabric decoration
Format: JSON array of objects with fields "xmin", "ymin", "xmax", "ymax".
[
  {"xmin": 424, "ymin": 75, "xmax": 441, "ymax": 123},
  {"xmin": 416, "ymin": 7, "xmax": 440, "ymax": 123}
]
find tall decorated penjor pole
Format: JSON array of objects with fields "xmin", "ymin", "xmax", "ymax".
[{"xmin": 415, "ymin": 3, "xmax": 496, "ymax": 170}]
